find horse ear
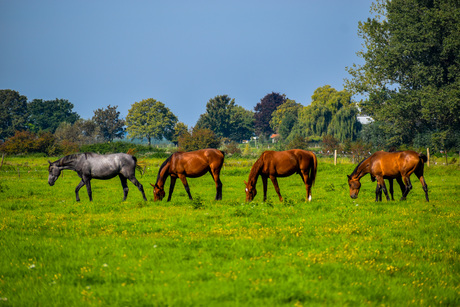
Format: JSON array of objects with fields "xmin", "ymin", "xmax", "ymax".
[
  {"xmin": 150, "ymin": 183, "xmax": 155, "ymax": 187},
  {"xmin": 347, "ymin": 175, "xmax": 351, "ymax": 180},
  {"xmin": 48, "ymin": 160, "xmax": 52, "ymax": 165},
  {"xmin": 244, "ymin": 180, "xmax": 248, "ymax": 186}
]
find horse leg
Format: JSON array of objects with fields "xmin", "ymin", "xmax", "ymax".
[
  {"xmin": 414, "ymin": 169, "xmax": 429, "ymax": 202},
  {"xmin": 376, "ymin": 177, "xmax": 390, "ymax": 201},
  {"xmin": 119, "ymin": 175, "xmax": 129, "ymax": 201},
  {"xmin": 167, "ymin": 176, "xmax": 177, "ymax": 202},
  {"xmin": 209, "ymin": 170, "xmax": 223, "ymax": 201},
  {"xmin": 179, "ymin": 175, "xmax": 193, "ymax": 200},
  {"xmin": 299, "ymin": 172, "xmax": 312, "ymax": 201},
  {"xmin": 401, "ymin": 176, "xmax": 411, "ymax": 200},
  {"xmin": 83, "ymin": 178, "xmax": 93, "ymax": 201},
  {"xmin": 262, "ymin": 175, "xmax": 268, "ymax": 201},
  {"xmin": 75, "ymin": 180, "xmax": 85, "ymax": 202},
  {"xmin": 128, "ymin": 175, "xmax": 147, "ymax": 201},
  {"xmin": 396, "ymin": 177, "xmax": 405, "ymax": 198},
  {"xmin": 269, "ymin": 176, "xmax": 283, "ymax": 202},
  {"xmin": 375, "ymin": 184, "xmax": 382, "ymax": 202},
  {"xmin": 388, "ymin": 179, "xmax": 394, "ymax": 201}
]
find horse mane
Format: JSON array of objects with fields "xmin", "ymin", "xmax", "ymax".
[
  {"xmin": 57, "ymin": 152, "xmax": 95, "ymax": 166},
  {"xmin": 155, "ymin": 154, "xmax": 173, "ymax": 185},
  {"xmin": 350, "ymin": 155, "xmax": 369, "ymax": 177},
  {"xmin": 248, "ymin": 154, "xmax": 264, "ymax": 184}
]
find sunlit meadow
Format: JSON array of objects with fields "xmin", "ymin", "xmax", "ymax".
[{"xmin": 0, "ymin": 155, "xmax": 459, "ymax": 306}]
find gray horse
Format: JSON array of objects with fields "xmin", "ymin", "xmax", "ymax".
[{"xmin": 48, "ymin": 152, "xmax": 147, "ymax": 201}]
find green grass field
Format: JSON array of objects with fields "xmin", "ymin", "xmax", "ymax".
[{"xmin": 1, "ymin": 155, "xmax": 459, "ymax": 306}]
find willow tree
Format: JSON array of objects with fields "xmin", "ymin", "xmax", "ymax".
[
  {"xmin": 296, "ymin": 86, "xmax": 360, "ymax": 141},
  {"xmin": 328, "ymin": 106, "xmax": 361, "ymax": 142},
  {"xmin": 126, "ymin": 98, "xmax": 178, "ymax": 145}
]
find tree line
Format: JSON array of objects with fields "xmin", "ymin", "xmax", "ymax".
[
  {"xmin": 1, "ymin": 0, "xmax": 458, "ymax": 156},
  {"xmin": 0, "ymin": 86, "xmax": 363, "ymax": 155}
]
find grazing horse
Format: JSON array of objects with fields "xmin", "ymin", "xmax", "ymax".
[
  {"xmin": 48, "ymin": 153, "xmax": 147, "ymax": 202},
  {"xmin": 151, "ymin": 148, "xmax": 225, "ymax": 201},
  {"xmin": 347, "ymin": 150, "xmax": 428, "ymax": 202},
  {"xmin": 244, "ymin": 149, "xmax": 317, "ymax": 202}
]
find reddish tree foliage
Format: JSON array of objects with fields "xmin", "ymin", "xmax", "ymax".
[{"xmin": 254, "ymin": 92, "xmax": 286, "ymax": 137}]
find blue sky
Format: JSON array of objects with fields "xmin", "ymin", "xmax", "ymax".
[{"xmin": 1, "ymin": 0, "xmax": 372, "ymax": 127}]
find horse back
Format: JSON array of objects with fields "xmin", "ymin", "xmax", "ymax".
[
  {"xmin": 260, "ymin": 150, "xmax": 315, "ymax": 177},
  {"xmin": 82, "ymin": 153, "xmax": 136, "ymax": 179},
  {"xmin": 369, "ymin": 150, "xmax": 423, "ymax": 177},
  {"xmin": 171, "ymin": 148, "xmax": 224, "ymax": 177}
]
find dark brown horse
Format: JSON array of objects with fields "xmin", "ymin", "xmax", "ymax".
[
  {"xmin": 151, "ymin": 148, "xmax": 225, "ymax": 201},
  {"xmin": 244, "ymin": 149, "xmax": 317, "ymax": 202},
  {"xmin": 347, "ymin": 150, "xmax": 429, "ymax": 201}
]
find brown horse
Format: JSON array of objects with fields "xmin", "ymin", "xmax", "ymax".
[
  {"xmin": 244, "ymin": 149, "xmax": 317, "ymax": 202},
  {"xmin": 347, "ymin": 150, "xmax": 429, "ymax": 201},
  {"xmin": 150, "ymin": 148, "xmax": 225, "ymax": 201}
]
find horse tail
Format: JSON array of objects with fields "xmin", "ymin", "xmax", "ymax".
[
  {"xmin": 309, "ymin": 152, "xmax": 317, "ymax": 186},
  {"xmin": 132, "ymin": 156, "xmax": 145, "ymax": 176},
  {"xmin": 419, "ymin": 153, "xmax": 428, "ymax": 163}
]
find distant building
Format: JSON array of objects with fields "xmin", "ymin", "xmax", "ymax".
[
  {"xmin": 357, "ymin": 116, "xmax": 373, "ymax": 125},
  {"xmin": 270, "ymin": 133, "xmax": 280, "ymax": 143}
]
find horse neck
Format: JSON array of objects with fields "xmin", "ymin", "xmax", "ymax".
[
  {"xmin": 247, "ymin": 157, "xmax": 263, "ymax": 187},
  {"xmin": 56, "ymin": 155, "xmax": 80, "ymax": 171},
  {"xmin": 352, "ymin": 157, "xmax": 371, "ymax": 180},
  {"xmin": 155, "ymin": 161, "xmax": 170, "ymax": 187}
]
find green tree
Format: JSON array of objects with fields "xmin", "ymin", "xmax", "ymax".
[
  {"xmin": 171, "ymin": 122, "xmax": 189, "ymax": 146},
  {"xmin": 0, "ymin": 89, "xmax": 28, "ymax": 140},
  {"xmin": 196, "ymin": 95, "xmax": 254, "ymax": 142},
  {"xmin": 195, "ymin": 95, "xmax": 235, "ymax": 139},
  {"xmin": 126, "ymin": 99, "xmax": 178, "ymax": 145},
  {"xmin": 278, "ymin": 112, "xmax": 298, "ymax": 140},
  {"xmin": 28, "ymin": 98, "xmax": 80, "ymax": 133},
  {"xmin": 345, "ymin": 0, "xmax": 460, "ymax": 146},
  {"xmin": 311, "ymin": 85, "xmax": 352, "ymax": 112},
  {"xmin": 254, "ymin": 92, "xmax": 286, "ymax": 137},
  {"xmin": 228, "ymin": 105, "xmax": 254, "ymax": 142},
  {"xmin": 269, "ymin": 99, "xmax": 303, "ymax": 134},
  {"xmin": 92, "ymin": 105, "xmax": 125, "ymax": 141}
]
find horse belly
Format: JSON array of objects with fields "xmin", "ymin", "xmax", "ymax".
[
  {"xmin": 88, "ymin": 163, "xmax": 121, "ymax": 180},
  {"xmin": 265, "ymin": 164, "xmax": 296, "ymax": 177},
  {"xmin": 183, "ymin": 167, "xmax": 209, "ymax": 178}
]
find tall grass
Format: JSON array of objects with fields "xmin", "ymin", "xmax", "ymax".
[{"xmin": 0, "ymin": 156, "xmax": 459, "ymax": 306}]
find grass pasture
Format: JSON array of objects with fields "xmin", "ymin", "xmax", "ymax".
[{"xmin": 0, "ymin": 155, "xmax": 459, "ymax": 306}]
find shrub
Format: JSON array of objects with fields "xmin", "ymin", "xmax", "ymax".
[
  {"xmin": 286, "ymin": 136, "xmax": 310, "ymax": 150},
  {"xmin": 224, "ymin": 142, "xmax": 242, "ymax": 156},
  {"xmin": 178, "ymin": 128, "xmax": 221, "ymax": 151},
  {"xmin": 0, "ymin": 131, "xmax": 41, "ymax": 154}
]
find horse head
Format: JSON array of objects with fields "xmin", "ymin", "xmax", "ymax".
[
  {"xmin": 48, "ymin": 161, "xmax": 61, "ymax": 186},
  {"xmin": 347, "ymin": 174, "xmax": 361, "ymax": 199},
  {"xmin": 150, "ymin": 183, "xmax": 165, "ymax": 201},
  {"xmin": 244, "ymin": 180, "xmax": 257, "ymax": 202}
]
